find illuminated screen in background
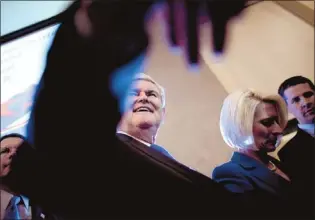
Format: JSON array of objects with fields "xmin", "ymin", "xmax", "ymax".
[{"xmin": 1, "ymin": 24, "xmax": 60, "ymax": 136}]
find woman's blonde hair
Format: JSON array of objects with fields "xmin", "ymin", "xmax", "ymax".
[{"xmin": 219, "ymin": 89, "xmax": 288, "ymax": 150}]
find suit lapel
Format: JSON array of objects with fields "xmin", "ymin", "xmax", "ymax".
[
  {"xmin": 116, "ymin": 133, "xmax": 212, "ymax": 183},
  {"xmin": 30, "ymin": 203, "xmax": 46, "ymax": 220},
  {"xmin": 31, "ymin": 204, "xmax": 40, "ymax": 219},
  {"xmin": 231, "ymin": 152, "xmax": 281, "ymax": 191},
  {"xmin": 297, "ymin": 128, "xmax": 314, "ymax": 144},
  {"xmin": 116, "ymin": 132, "xmax": 134, "ymax": 144}
]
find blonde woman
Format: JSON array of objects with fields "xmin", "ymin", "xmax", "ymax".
[{"xmin": 213, "ymin": 89, "xmax": 291, "ymax": 196}]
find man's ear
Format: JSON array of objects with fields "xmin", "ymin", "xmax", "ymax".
[
  {"xmin": 74, "ymin": 0, "xmax": 93, "ymax": 37},
  {"xmin": 161, "ymin": 107, "xmax": 166, "ymax": 122}
]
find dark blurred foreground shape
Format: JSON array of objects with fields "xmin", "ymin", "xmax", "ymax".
[{"xmin": 1, "ymin": 1, "xmax": 299, "ymax": 219}]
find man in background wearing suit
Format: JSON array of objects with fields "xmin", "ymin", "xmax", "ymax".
[
  {"xmin": 117, "ymin": 73, "xmax": 173, "ymax": 159},
  {"xmin": 277, "ymin": 76, "xmax": 315, "ymax": 219},
  {"xmin": 0, "ymin": 134, "xmax": 58, "ymax": 220}
]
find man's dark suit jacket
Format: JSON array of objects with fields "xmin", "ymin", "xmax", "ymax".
[
  {"xmin": 30, "ymin": 201, "xmax": 61, "ymax": 220},
  {"xmin": 212, "ymin": 152, "xmax": 291, "ymax": 197},
  {"xmin": 116, "ymin": 133, "xmax": 174, "ymax": 159},
  {"xmin": 278, "ymin": 128, "xmax": 315, "ymax": 219},
  {"xmin": 1, "ymin": 2, "xmax": 293, "ymax": 219}
]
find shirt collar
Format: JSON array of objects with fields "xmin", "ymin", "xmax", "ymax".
[
  {"xmin": 298, "ymin": 123, "xmax": 315, "ymax": 137},
  {"xmin": 20, "ymin": 195, "xmax": 30, "ymax": 210},
  {"xmin": 116, "ymin": 131, "xmax": 151, "ymax": 147},
  {"xmin": 0, "ymin": 190, "xmax": 30, "ymax": 215}
]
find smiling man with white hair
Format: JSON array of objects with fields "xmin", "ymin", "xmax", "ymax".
[{"xmin": 117, "ymin": 73, "xmax": 173, "ymax": 159}]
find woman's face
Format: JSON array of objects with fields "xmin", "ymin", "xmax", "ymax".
[{"xmin": 252, "ymin": 102, "xmax": 283, "ymax": 153}]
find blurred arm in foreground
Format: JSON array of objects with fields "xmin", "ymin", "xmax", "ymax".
[{"xmin": 2, "ymin": 1, "xmax": 293, "ymax": 219}]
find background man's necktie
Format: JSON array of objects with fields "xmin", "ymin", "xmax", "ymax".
[{"xmin": 3, "ymin": 195, "xmax": 29, "ymax": 220}]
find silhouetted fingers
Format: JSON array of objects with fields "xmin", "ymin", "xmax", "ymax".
[
  {"xmin": 185, "ymin": 0, "xmax": 200, "ymax": 65},
  {"xmin": 167, "ymin": 0, "xmax": 177, "ymax": 47},
  {"xmin": 206, "ymin": 0, "xmax": 247, "ymax": 54}
]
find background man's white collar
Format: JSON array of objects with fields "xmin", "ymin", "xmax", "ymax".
[{"xmin": 298, "ymin": 123, "xmax": 315, "ymax": 137}]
